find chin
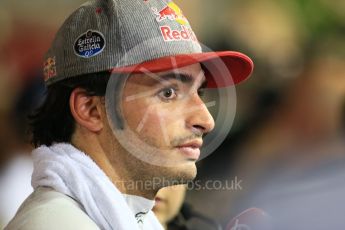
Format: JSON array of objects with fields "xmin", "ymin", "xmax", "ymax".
[
  {"xmin": 143, "ymin": 160, "xmax": 197, "ymax": 188},
  {"xmin": 182, "ymin": 162, "xmax": 197, "ymax": 179},
  {"xmin": 166, "ymin": 162, "xmax": 197, "ymax": 184}
]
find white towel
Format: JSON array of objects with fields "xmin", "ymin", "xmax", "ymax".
[{"xmin": 31, "ymin": 143, "xmax": 163, "ymax": 230}]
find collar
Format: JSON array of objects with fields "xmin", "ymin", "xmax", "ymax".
[{"xmin": 122, "ymin": 193, "xmax": 155, "ymax": 227}]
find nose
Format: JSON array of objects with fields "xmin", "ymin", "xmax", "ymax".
[{"xmin": 185, "ymin": 93, "xmax": 215, "ymax": 135}]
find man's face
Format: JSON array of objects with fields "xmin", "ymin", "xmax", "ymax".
[{"xmin": 108, "ymin": 63, "xmax": 215, "ymax": 183}]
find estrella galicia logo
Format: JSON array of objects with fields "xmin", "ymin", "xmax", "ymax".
[{"xmin": 74, "ymin": 30, "xmax": 105, "ymax": 58}]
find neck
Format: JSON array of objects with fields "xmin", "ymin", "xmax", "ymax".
[{"xmin": 71, "ymin": 132, "xmax": 158, "ymax": 200}]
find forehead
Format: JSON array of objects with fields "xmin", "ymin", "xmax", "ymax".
[{"xmin": 126, "ymin": 63, "xmax": 205, "ymax": 87}]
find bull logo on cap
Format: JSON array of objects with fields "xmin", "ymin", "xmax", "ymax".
[
  {"xmin": 43, "ymin": 56, "xmax": 57, "ymax": 80},
  {"xmin": 151, "ymin": 2, "xmax": 189, "ymax": 25}
]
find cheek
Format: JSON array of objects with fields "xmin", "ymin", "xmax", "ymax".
[
  {"xmin": 123, "ymin": 100, "xmax": 185, "ymax": 144},
  {"xmin": 122, "ymin": 100, "xmax": 147, "ymax": 130}
]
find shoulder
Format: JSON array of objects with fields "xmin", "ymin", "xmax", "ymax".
[{"xmin": 5, "ymin": 187, "xmax": 99, "ymax": 230}]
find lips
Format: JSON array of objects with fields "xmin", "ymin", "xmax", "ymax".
[
  {"xmin": 153, "ymin": 196, "xmax": 166, "ymax": 210},
  {"xmin": 176, "ymin": 140, "xmax": 202, "ymax": 160},
  {"xmin": 155, "ymin": 197, "xmax": 164, "ymax": 203}
]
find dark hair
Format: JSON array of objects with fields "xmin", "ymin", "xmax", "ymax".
[{"xmin": 29, "ymin": 71, "xmax": 111, "ymax": 147}]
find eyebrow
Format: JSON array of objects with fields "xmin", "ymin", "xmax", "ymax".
[{"xmin": 156, "ymin": 73, "xmax": 207, "ymax": 88}]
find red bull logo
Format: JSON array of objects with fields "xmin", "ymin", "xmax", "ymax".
[
  {"xmin": 160, "ymin": 25, "xmax": 198, "ymax": 43},
  {"xmin": 151, "ymin": 2, "xmax": 189, "ymax": 25},
  {"xmin": 43, "ymin": 56, "xmax": 57, "ymax": 81}
]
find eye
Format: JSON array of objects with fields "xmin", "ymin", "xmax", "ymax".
[{"xmin": 158, "ymin": 87, "xmax": 178, "ymax": 101}]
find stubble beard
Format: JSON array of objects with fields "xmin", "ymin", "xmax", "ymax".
[{"xmin": 117, "ymin": 144, "xmax": 197, "ymax": 193}]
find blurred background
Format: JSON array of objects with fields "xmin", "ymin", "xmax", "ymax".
[{"xmin": 0, "ymin": 0, "xmax": 344, "ymax": 229}]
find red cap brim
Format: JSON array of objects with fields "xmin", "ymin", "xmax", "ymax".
[{"xmin": 111, "ymin": 51, "xmax": 254, "ymax": 88}]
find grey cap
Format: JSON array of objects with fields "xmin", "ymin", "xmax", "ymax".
[{"xmin": 43, "ymin": 0, "xmax": 253, "ymax": 87}]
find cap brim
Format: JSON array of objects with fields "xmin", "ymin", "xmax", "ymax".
[{"xmin": 111, "ymin": 51, "xmax": 254, "ymax": 88}]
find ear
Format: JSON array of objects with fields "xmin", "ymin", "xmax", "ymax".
[{"xmin": 70, "ymin": 88, "xmax": 104, "ymax": 132}]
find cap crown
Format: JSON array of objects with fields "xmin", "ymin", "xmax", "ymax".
[{"xmin": 44, "ymin": 0, "xmax": 202, "ymax": 86}]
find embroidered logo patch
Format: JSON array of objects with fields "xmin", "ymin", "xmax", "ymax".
[
  {"xmin": 43, "ymin": 56, "xmax": 57, "ymax": 81},
  {"xmin": 151, "ymin": 2, "xmax": 189, "ymax": 25},
  {"xmin": 74, "ymin": 30, "xmax": 105, "ymax": 58},
  {"xmin": 160, "ymin": 25, "xmax": 198, "ymax": 42}
]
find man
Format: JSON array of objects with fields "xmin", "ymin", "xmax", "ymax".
[
  {"xmin": 6, "ymin": 0, "xmax": 253, "ymax": 229},
  {"xmin": 153, "ymin": 185, "xmax": 186, "ymax": 229}
]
